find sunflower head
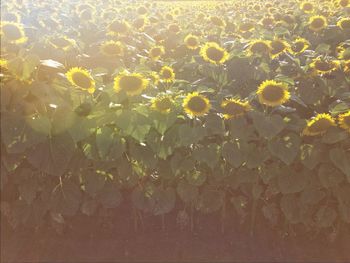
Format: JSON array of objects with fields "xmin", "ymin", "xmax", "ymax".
[
  {"xmin": 183, "ymin": 92, "xmax": 211, "ymax": 117},
  {"xmin": 200, "ymin": 42, "xmax": 229, "ymax": 65},
  {"xmin": 247, "ymin": 39, "xmax": 271, "ymax": 56},
  {"xmin": 133, "ymin": 17, "xmax": 148, "ymax": 31},
  {"xmin": 108, "ymin": 20, "xmax": 130, "ymax": 35},
  {"xmin": 339, "ymin": 0, "xmax": 350, "ymax": 7},
  {"xmin": 113, "ymin": 72, "xmax": 148, "ymax": 96},
  {"xmin": 309, "ymin": 16, "xmax": 328, "ymax": 32},
  {"xmin": 168, "ymin": 23, "xmax": 180, "ymax": 34},
  {"xmin": 184, "ymin": 34, "xmax": 200, "ymax": 50},
  {"xmin": 148, "ymin": 71, "xmax": 160, "ymax": 85},
  {"xmin": 290, "ymin": 37, "xmax": 310, "ymax": 54},
  {"xmin": 210, "ymin": 16, "xmax": 226, "ymax": 27},
  {"xmin": 300, "ymin": 2, "xmax": 314, "ymax": 13},
  {"xmin": 159, "ymin": 66, "xmax": 175, "ymax": 83},
  {"xmin": 260, "ymin": 17, "xmax": 275, "ymax": 27},
  {"xmin": 0, "ymin": 21, "xmax": 27, "ymax": 44},
  {"xmin": 338, "ymin": 111, "xmax": 350, "ymax": 133},
  {"xmin": 149, "ymin": 46, "xmax": 165, "ymax": 60},
  {"xmin": 239, "ymin": 21, "xmax": 255, "ymax": 32},
  {"xmin": 151, "ymin": 95, "xmax": 174, "ymax": 113},
  {"xmin": 269, "ymin": 39, "xmax": 290, "ymax": 58},
  {"xmin": 257, "ymin": 80, "xmax": 291, "ymax": 107},
  {"xmin": 310, "ymin": 58, "xmax": 340, "ymax": 75},
  {"xmin": 66, "ymin": 67, "xmax": 95, "ymax": 94},
  {"xmin": 337, "ymin": 17, "xmax": 350, "ymax": 30},
  {"xmin": 221, "ymin": 98, "xmax": 251, "ymax": 119},
  {"xmin": 303, "ymin": 113, "xmax": 336, "ymax": 136},
  {"xmin": 100, "ymin": 40, "xmax": 123, "ymax": 57}
]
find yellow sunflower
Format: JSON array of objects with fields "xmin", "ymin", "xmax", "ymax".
[
  {"xmin": 303, "ymin": 113, "xmax": 336, "ymax": 136},
  {"xmin": 0, "ymin": 21, "xmax": 27, "ymax": 44},
  {"xmin": 66, "ymin": 67, "xmax": 95, "ymax": 94},
  {"xmin": 200, "ymin": 42, "xmax": 229, "ymax": 65},
  {"xmin": 159, "ymin": 66, "xmax": 175, "ymax": 83},
  {"xmin": 183, "ymin": 92, "xmax": 211, "ymax": 117},
  {"xmin": 100, "ymin": 40, "xmax": 123, "ymax": 57},
  {"xmin": 300, "ymin": 2, "xmax": 314, "ymax": 13},
  {"xmin": 337, "ymin": 18, "xmax": 350, "ymax": 30},
  {"xmin": 310, "ymin": 58, "xmax": 340, "ymax": 75},
  {"xmin": 257, "ymin": 80, "xmax": 291, "ymax": 107},
  {"xmin": 290, "ymin": 38, "xmax": 310, "ymax": 55},
  {"xmin": 151, "ymin": 95, "xmax": 174, "ymax": 113},
  {"xmin": 113, "ymin": 72, "xmax": 148, "ymax": 96},
  {"xmin": 338, "ymin": 111, "xmax": 350, "ymax": 132},
  {"xmin": 184, "ymin": 34, "xmax": 200, "ymax": 50},
  {"xmin": 269, "ymin": 39, "xmax": 290, "ymax": 58},
  {"xmin": 339, "ymin": 0, "xmax": 350, "ymax": 7},
  {"xmin": 149, "ymin": 46, "xmax": 165, "ymax": 60},
  {"xmin": 247, "ymin": 39, "xmax": 271, "ymax": 56},
  {"xmin": 148, "ymin": 71, "xmax": 160, "ymax": 85},
  {"xmin": 107, "ymin": 20, "xmax": 130, "ymax": 36},
  {"xmin": 221, "ymin": 98, "xmax": 251, "ymax": 119},
  {"xmin": 309, "ymin": 16, "xmax": 328, "ymax": 32},
  {"xmin": 49, "ymin": 36, "xmax": 75, "ymax": 51}
]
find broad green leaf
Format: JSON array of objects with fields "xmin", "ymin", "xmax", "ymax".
[
  {"xmin": 329, "ymin": 148, "xmax": 350, "ymax": 182},
  {"xmin": 222, "ymin": 141, "xmax": 245, "ymax": 168},
  {"xmin": 177, "ymin": 180, "xmax": 199, "ymax": 203},
  {"xmin": 268, "ymin": 133, "xmax": 300, "ymax": 165},
  {"xmin": 251, "ymin": 112, "xmax": 286, "ymax": 139}
]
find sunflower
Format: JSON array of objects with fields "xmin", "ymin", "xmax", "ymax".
[
  {"xmin": 310, "ymin": 58, "xmax": 340, "ymax": 75},
  {"xmin": 269, "ymin": 39, "xmax": 290, "ymax": 58},
  {"xmin": 149, "ymin": 46, "xmax": 165, "ymax": 60},
  {"xmin": 300, "ymin": 2, "xmax": 314, "ymax": 13},
  {"xmin": 309, "ymin": 16, "xmax": 328, "ymax": 32},
  {"xmin": 0, "ymin": 21, "xmax": 27, "ymax": 44},
  {"xmin": 113, "ymin": 72, "xmax": 148, "ymax": 96},
  {"xmin": 183, "ymin": 92, "xmax": 211, "ymax": 117},
  {"xmin": 49, "ymin": 36, "xmax": 75, "ymax": 51},
  {"xmin": 338, "ymin": 48, "xmax": 350, "ymax": 60},
  {"xmin": 148, "ymin": 71, "xmax": 160, "ymax": 85},
  {"xmin": 200, "ymin": 42, "xmax": 229, "ymax": 65},
  {"xmin": 239, "ymin": 21, "xmax": 255, "ymax": 32},
  {"xmin": 100, "ymin": 40, "xmax": 123, "ymax": 57},
  {"xmin": 338, "ymin": 111, "xmax": 350, "ymax": 132},
  {"xmin": 247, "ymin": 39, "xmax": 271, "ymax": 56},
  {"xmin": 257, "ymin": 80, "xmax": 291, "ymax": 107},
  {"xmin": 151, "ymin": 95, "xmax": 174, "ymax": 113},
  {"xmin": 159, "ymin": 66, "xmax": 175, "ymax": 83},
  {"xmin": 66, "ymin": 67, "xmax": 95, "ymax": 94},
  {"xmin": 221, "ymin": 98, "xmax": 251, "ymax": 119},
  {"xmin": 210, "ymin": 16, "xmax": 226, "ymax": 27},
  {"xmin": 337, "ymin": 17, "xmax": 350, "ymax": 30},
  {"xmin": 339, "ymin": 0, "xmax": 350, "ymax": 7},
  {"xmin": 290, "ymin": 38, "xmax": 310, "ymax": 54},
  {"xmin": 260, "ymin": 17, "xmax": 275, "ymax": 28},
  {"xmin": 184, "ymin": 34, "xmax": 200, "ymax": 50},
  {"xmin": 168, "ymin": 23, "xmax": 180, "ymax": 34},
  {"xmin": 133, "ymin": 17, "xmax": 148, "ymax": 31},
  {"xmin": 303, "ymin": 113, "xmax": 336, "ymax": 136},
  {"xmin": 107, "ymin": 20, "xmax": 130, "ymax": 35}
]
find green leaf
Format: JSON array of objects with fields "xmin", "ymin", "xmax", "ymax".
[
  {"xmin": 153, "ymin": 187, "xmax": 176, "ymax": 215},
  {"xmin": 245, "ymin": 144, "xmax": 270, "ymax": 169},
  {"xmin": 301, "ymin": 144, "xmax": 326, "ymax": 170},
  {"xmin": 205, "ymin": 114, "xmax": 225, "ymax": 136},
  {"xmin": 329, "ymin": 148, "xmax": 350, "ymax": 182},
  {"xmin": 68, "ymin": 116, "xmax": 96, "ymax": 142},
  {"xmin": 222, "ymin": 141, "xmax": 245, "ymax": 168},
  {"xmin": 196, "ymin": 189, "xmax": 223, "ymax": 213},
  {"xmin": 315, "ymin": 206, "xmax": 337, "ymax": 228},
  {"xmin": 96, "ymin": 127, "xmax": 125, "ymax": 160},
  {"xmin": 318, "ymin": 164, "xmax": 344, "ymax": 188},
  {"xmin": 322, "ymin": 127, "xmax": 348, "ymax": 144},
  {"xmin": 26, "ymin": 115, "xmax": 52, "ymax": 136},
  {"xmin": 268, "ymin": 133, "xmax": 300, "ymax": 165},
  {"xmin": 251, "ymin": 112, "xmax": 286, "ymax": 139},
  {"xmin": 81, "ymin": 199, "xmax": 98, "ymax": 216},
  {"xmin": 98, "ymin": 181, "xmax": 122, "ymax": 208},
  {"xmin": 177, "ymin": 179, "xmax": 199, "ymax": 203},
  {"xmin": 19, "ymin": 180, "xmax": 38, "ymax": 205},
  {"xmin": 280, "ymin": 194, "xmax": 301, "ymax": 224},
  {"xmin": 193, "ymin": 143, "xmax": 220, "ymax": 169},
  {"xmin": 228, "ymin": 117, "xmax": 254, "ymax": 140},
  {"xmin": 83, "ymin": 170, "xmax": 106, "ymax": 196},
  {"xmin": 278, "ymin": 168, "xmax": 307, "ymax": 194}
]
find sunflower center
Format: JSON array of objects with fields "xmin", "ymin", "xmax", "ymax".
[
  {"xmin": 223, "ymin": 102, "xmax": 245, "ymax": 115},
  {"xmin": 151, "ymin": 48, "xmax": 162, "ymax": 57},
  {"xmin": 303, "ymin": 3, "xmax": 313, "ymax": 11},
  {"xmin": 261, "ymin": 84, "xmax": 285, "ymax": 102},
  {"xmin": 156, "ymin": 98, "xmax": 172, "ymax": 111},
  {"xmin": 2, "ymin": 24, "xmax": 22, "ymax": 40},
  {"xmin": 187, "ymin": 37, "xmax": 198, "ymax": 47},
  {"xmin": 311, "ymin": 18, "xmax": 325, "ymax": 29},
  {"xmin": 293, "ymin": 41, "xmax": 305, "ymax": 53},
  {"xmin": 187, "ymin": 96, "xmax": 207, "ymax": 113},
  {"xmin": 161, "ymin": 69, "xmax": 172, "ymax": 79},
  {"xmin": 270, "ymin": 41, "xmax": 286, "ymax": 54},
  {"xmin": 308, "ymin": 119, "xmax": 333, "ymax": 133},
  {"xmin": 72, "ymin": 72, "xmax": 92, "ymax": 89},
  {"xmin": 119, "ymin": 76, "xmax": 143, "ymax": 92},
  {"xmin": 314, "ymin": 61, "xmax": 334, "ymax": 72},
  {"xmin": 109, "ymin": 21, "xmax": 128, "ymax": 33},
  {"xmin": 251, "ymin": 42, "xmax": 269, "ymax": 54},
  {"xmin": 206, "ymin": 47, "xmax": 224, "ymax": 62},
  {"xmin": 340, "ymin": 20, "xmax": 350, "ymax": 29}
]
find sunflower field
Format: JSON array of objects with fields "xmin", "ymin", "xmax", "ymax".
[{"xmin": 1, "ymin": 0, "xmax": 350, "ymax": 258}]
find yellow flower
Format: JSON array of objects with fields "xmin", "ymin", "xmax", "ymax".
[
  {"xmin": 113, "ymin": 72, "xmax": 148, "ymax": 96},
  {"xmin": 107, "ymin": 20, "xmax": 130, "ymax": 36},
  {"xmin": 337, "ymin": 18, "xmax": 350, "ymax": 30},
  {"xmin": 303, "ymin": 113, "xmax": 336, "ymax": 136},
  {"xmin": 300, "ymin": 2, "xmax": 314, "ymax": 13},
  {"xmin": 100, "ymin": 40, "xmax": 123, "ymax": 57},
  {"xmin": 149, "ymin": 46, "xmax": 165, "ymax": 60},
  {"xmin": 66, "ymin": 67, "xmax": 95, "ymax": 94},
  {"xmin": 183, "ymin": 92, "xmax": 211, "ymax": 117},
  {"xmin": 257, "ymin": 80, "xmax": 290, "ymax": 107},
  {"xmin": 148, "ymin": 71, "xmax": 160, "ymax": 85},
  {"xmin": 290, "ymin": 38, "xmax": 310, "ymax": 55},
  {"xmin": 309, "ymin": 16, "xmax": 327, "ymax": 32},
  {"xmin": 0, "ymin": 21, "xmax": 27, "ymax": 44},
  {"xmin": 49, "ymin": 36, "xmax": 75, "ymax": 51},
  {"xmin": 184, "ymin": 34, "xmax": 200, "ymax": 50},
  {"xmin": 159, "ymin": 66, "xmax": 175, "ymax": 83},
  {"xmin": 133, "ymin": 16, "xmax": 148, "ymax": 31},
  {"xmin": 221, "ymin": 98, "xmax": 251, "ymax": 119},
  {"xmin": 338, "ymin": 48, "xmax": 350, "ymax": 60},
  {"xmin": 0, "ymin": 58, "xmax": 8, "ymax": 69},
  {"xmin": 247, "ymin": 39, "xmax": 271, "ymax": 56},
  {"xmin": 338, "ymin": 111, "xmax": 350, "ymax": 132},
  {"xmin": 151, "ymin": 95, "xmax": 174, "ymax": 113},
  {"xmin": 200, "ymin": 42, "xmax": 229, "ymax": 65},
  {"xmin": 339, "ymin": 0, "xmax": 350, "ymax": 7},
  {"xmin": 269, "ymin": 39, "xmax": 290, "ymax": 58},
  {"xmin": 310, "ymin": 58, "xmax": 340, "ymax": 75}
]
